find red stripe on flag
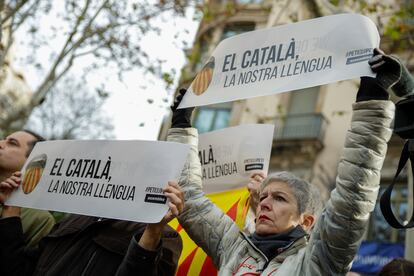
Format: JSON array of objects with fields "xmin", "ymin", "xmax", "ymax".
[
  {"xmin": 226, "ymin": 198, "xmax": 240, "ymax": 221},
  {"xmin": 176, "ymin": 247, "xmax": 198, "ymax": 276},
  {"xmin": 199, "ymin": 256, "xmax": 217, "ymax": 276},
  {"xmin": 176, "ymin": 224, "xmax": 183, "ymax": 232}
]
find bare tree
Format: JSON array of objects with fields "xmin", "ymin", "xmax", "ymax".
[
  {"xmin": 0, "ymin": 0, "xmax": 197, "ymax": 134},
  {"xmin": 26, "ymin": 76, "xmax": 114, "ymax": 140}
]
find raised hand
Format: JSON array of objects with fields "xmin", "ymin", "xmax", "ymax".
[
  {"xmin": 247, "ymin": 171, "xmax": 267, "ymax": 212},
  {"xmin": 0, "ymin": 171, "xmax": 22, "ymax": 204},
  {"xmin": 369, "ymin": 48, "xmax": 402, "ymax": 91},
  {"xmin": 170, "ymin": 89, "xmax": 194, "ymax": 128},
  {"xmin": 138, "ymin": 181, "xmax": 184, "ymax": 251}
]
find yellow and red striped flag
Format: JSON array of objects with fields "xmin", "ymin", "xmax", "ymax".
[{"xmin": 169, "ymin": 187, "xmax": 250, "ymax": 276}]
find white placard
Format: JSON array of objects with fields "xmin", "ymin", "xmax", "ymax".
[
  {"xmin": 179, "ymin": 14, "xmax": 379, "ymax": 108},
  {"xmin": 6, "ymin": 140, "xmax": 190, "ymax": 223},
  {"xmin": 199, "ymin": 124, "xmax": 274, "ymax": 194}
]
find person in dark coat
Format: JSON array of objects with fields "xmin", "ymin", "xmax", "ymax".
[
  {"xmin": 0, "ymin": 171, "xmax": 184, "ymax": 276},
  {"xmin": 0, "ymin": 130, "xmax": 55, "ymax": 248}
]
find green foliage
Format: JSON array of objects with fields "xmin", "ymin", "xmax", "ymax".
[
  {"xmin": 326, "ymin": 0, "xmax": 413, "ymax": 52},
  {"xmin": 162, "ymin": 70, "xmax": 176, "ymax": 89},
  {"xmin": 329, "ymin": 0, "xmax": 340, "ymax": 6},
  {"xmin": 188, "ymin": 43, "xmax": 201, "ymax": 65},
  {"xmin": 202, "ymin": 4, "xmax": 213, "ymax": 22},
  {"xmin": 224, "ymin": 1, "xmax": 236, "ymax": 16},
  {"xmin": 384, "ymin": 7, "xmax": 414, "ymax": 45}
]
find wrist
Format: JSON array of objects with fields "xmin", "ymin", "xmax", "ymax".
[
  {"xmin": 137, "ymin": 224, "xmax": 163, "ymax": 251},
  {"xmin": 1, "ymin": 205, "xmax": 21, "ymax": 218},
  {"xmin": 171, "ymin": 110, "xmax": 193, "ymax": 128},
  {"xmin": 392, "ymin": 65, "xmax": 414, "ymax": 97},
  {"xmin": 146, "ymin": 223, "xmax": 164, "ymax": 235},
  {"xmin": 357, "ymin": 77, "xmax": 389, "ymax": 102}
]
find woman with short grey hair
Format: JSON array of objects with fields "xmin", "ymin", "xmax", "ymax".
[
  {"xmin": 167, "ymin": 49, "xmax": 401, "ymax": 275},
  {"xmin": 260, "ymin": 171, "xmax": 323, "ymax": 217}
]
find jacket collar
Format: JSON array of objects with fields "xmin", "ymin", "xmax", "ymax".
[
  {"xmin": 273, "ymin": 236, "xmax": 308, "ymax": 263},
  {"xmin": 241, "ymin": 231, "xmax": 308, "ymax": 264}
]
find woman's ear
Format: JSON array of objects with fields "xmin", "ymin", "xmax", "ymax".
[{"xmin": 300, "ymin": 214, "xmax": 316, "ymax": 232}]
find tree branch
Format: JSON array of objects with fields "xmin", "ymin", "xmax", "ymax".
[
  {"xmin": 31, "ymin": 0, "xmax": 93, "ymax": 105},
  {"xmin": 0, "ymin": 10, "xmax": 14, "ymax": 67},
  {"xmin": 1, "ymin": 0, "xmax": 29, "ymax": 25},
  {"xmin": 1, "ymin": 0, "xmax": 194, "ymax": 133},
  {"xmin": 10, "ymin": 0, "xmax": 40, "ymax": 31},
  {"xmin": 62, "ymin": 0, "xmax": 109, "ymax": 57},
  {"xmin": 32, "ymin": 53, "xmax": 75, "ymax": 105},
  {"xmin": 0, "ymin": 0, "xmax": 4, "ymax": 43},
  {"xmin": 0, "ymin": 0, "xmax": 36, "ymax": 67},
  {"xmin": 73, "ymin": 43, "xmax": 104, "ymax": 58}
]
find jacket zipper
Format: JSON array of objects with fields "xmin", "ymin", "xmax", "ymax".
[
  {"xmin": 240, "ymin": 232, "xmax": 304, "ymax": 272},
  {"xmin": 240, "ymin": 232, "xmax": 269, "ymax": 272}
]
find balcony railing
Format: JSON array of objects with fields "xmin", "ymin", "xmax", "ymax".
[{"xmin": 274, "ymin": 113, "xmax": 328, "ymax": 143}]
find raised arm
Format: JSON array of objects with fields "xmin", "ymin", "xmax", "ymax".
[
  {"xmin": 166, "ymin": 90, "xmax": 244, "ymax": 268},
  {"xmin": 116, "ymin": 182, "xmax": 184, "ymax": 276},
  {"xmin": 306, "ymin": 49, "xmax": 398, "ymax": 274}
]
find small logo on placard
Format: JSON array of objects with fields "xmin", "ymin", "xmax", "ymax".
[
  {"xmin": 345, "ymin": 48, "xmax": 373, "ymax": 65},
  {"xmin": 244, "ymin": 158, "xmax": 265, "ymax": 173},
  {"xmin": 145, "ymin": 194, "xmax": 167, "ymax": 204},
  {"xmin": 22, "ymin": 154, "xmax": 47, "ymax": 194},
  {"xmin": 144, "ymin": 186, "xmax": 166, "ymax": 204},
  {"xmin": 192, "ymin": 56, "xmax": 215, "ymax": 96},
  {"xmin": 245, "ymin": 163, "xmax": 264, "ymax": 171}
]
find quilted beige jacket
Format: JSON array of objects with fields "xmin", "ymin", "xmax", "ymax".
[{"xmin": 168, "ymin": 100, "xmax": 394, "ymax": 276}]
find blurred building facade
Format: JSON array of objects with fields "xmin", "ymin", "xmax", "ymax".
[{"xmin": 159, "ymin": 0, "xmax": 414, "ymax": 266}]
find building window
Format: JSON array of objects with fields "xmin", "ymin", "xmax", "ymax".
[
  {"xmin": 367, "ymin": 184, "xmax": 407, "ymax": 243},
  {"xmin": 274, "ymin": 87, "xmax": 326, "ymax": 140},
  {"xmin": 193, "ymin": 103, "xmax": 232, "ymax": 133},
  {"xmin": 221, "ymin": 23, "xmax": 256, "ymax": 41}
]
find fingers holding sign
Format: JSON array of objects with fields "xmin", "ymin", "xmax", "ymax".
[
  {"xmin": 247, "ymin": 171, "xmax": 266, "ymax": 194},
  {"xmin": 1, "ymin": 172, "xmax": 22, "ymax": 218},
  {"xmin": 162, "ymin": 181, "xmax": 184, "ymax": 223},
  {"xmin": 247, "ymin": 171, "xmax": 267, "ymax": 212},
  {"xmin": 138, "ymin": 181, "xmax": 184, "ymax": 251},
  {"xmin": 368, "ymin": 48, "xmax": 402, "ymax": 91},
  {"xmin": 0, "ymin": 171, "xmax": 22, "ymax": 204}
]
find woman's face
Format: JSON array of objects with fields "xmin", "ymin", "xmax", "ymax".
[{"xmin": 255, "ymin": 181, "xmax": 302, "ymax": 236}]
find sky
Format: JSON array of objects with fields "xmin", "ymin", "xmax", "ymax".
[
  {"xmin": 14, "ymin": 4, "xmax": 199, "ymax": 141},
  {"xmin": 99, "ymin": 11, "xmax": 199, "ymax": 140}
]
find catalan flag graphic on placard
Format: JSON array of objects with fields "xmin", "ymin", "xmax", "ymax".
[
  {"xmin": 191, "ymin": 57, "xmax": 215, "ymax": 96},
  {"xmin": 22, "ymin": 154, "xmax": 47, "ymax": 194},
  {"xmin": 169, "ymin": 187, "xmax": 250, "ymax": 276}
]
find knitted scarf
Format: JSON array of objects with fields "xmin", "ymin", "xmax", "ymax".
[{"xmin": 249, "ymin": 225, "xmax": 307, "ymax": 260}]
